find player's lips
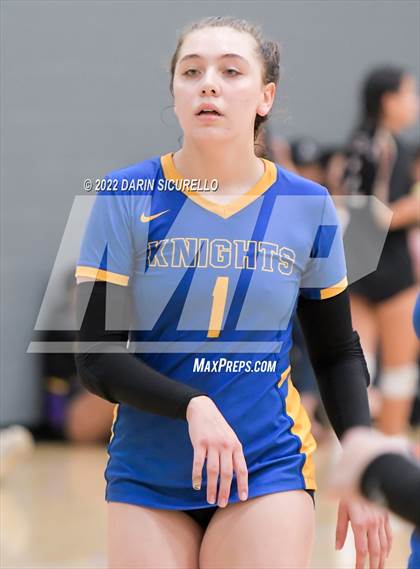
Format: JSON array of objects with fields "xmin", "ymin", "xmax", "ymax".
[{"xmin": 196, "ymin": 103, "xmax": 223, "ymax": 117}]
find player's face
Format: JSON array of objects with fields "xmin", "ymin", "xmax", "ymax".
[
  {"xmin": 382, "ymin": 75, "xmax": 419, "ymax": 131},
  {"xmin": 172, "ymin": 27, "xmax": 275, "ymax": 143}
]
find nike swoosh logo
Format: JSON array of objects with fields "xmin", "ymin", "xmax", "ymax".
[{"xmin": 140, "ymin": 209, "xmax": 170, "ymax": 223}]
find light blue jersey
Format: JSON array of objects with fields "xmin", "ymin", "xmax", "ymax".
[{"xmin": 76, "ymin": 153, "xmax": 347, "ymax": 510}]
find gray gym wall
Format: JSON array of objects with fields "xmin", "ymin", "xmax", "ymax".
[{"xmin": 1, "ymin": 0, "xmax": 419, "ymax": 426}]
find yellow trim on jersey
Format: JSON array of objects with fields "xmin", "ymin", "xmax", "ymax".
[
  {"xmin": 285, "ymin": 377, "xmax": 317, "ymax": 489},
  {"xmin": 320, "ymin": 276, "xmax": 348, "ymax": 300},
  {"xmin": 160, "ymin": 153, "xmax": 277, "ymax": 219},
  {"xmin": 109, "ymin": 403, "xmax": 119, "ymax": 443},
  {"xmin": 75, "ymin": 266, "xmax": 129, "ymax": 286},
  {"xmin": 277, "ymin": 365, "xmax": 291, "ymax": 388}
]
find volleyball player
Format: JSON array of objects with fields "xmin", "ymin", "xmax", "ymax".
[
  {"xmin": 75, "ymin": 17, "xmax": 390, "ymax": 569},
  {"xmin": 343, "ymin": 66, "xmax": 419, "ymax": 435}
]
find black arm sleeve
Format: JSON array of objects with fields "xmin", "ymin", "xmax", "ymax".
[
  {"xmin": 297, "ymin": 288, "xmax": 371, "ymax": 440},
  {"xmin": 74, "ymin": 281, "xmax": 208, "ymax": 421},
  {"xmin": 360, "ymin": 453, "xmax": 420, "ymax": 527}
]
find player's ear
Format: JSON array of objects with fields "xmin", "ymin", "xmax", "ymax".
[{"xmin": 257, "ymin": 82, "xmax": 276, "ymax": 117}]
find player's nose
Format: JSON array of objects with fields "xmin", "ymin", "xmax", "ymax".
[{"xmin": 200, "ymin": 69, "xmax": 221, "ymax": 96}]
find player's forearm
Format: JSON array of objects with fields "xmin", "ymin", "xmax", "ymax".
[
  {"xmin": 75, "ymin": 281, "xmax": 207, "ymax": 421},
  {"xmin": 311, "ymin": 346, "xmax": 372, "ymax": 440},
  {"xmin": 360, "ymin": 453, "xmax": 420, "ymax": 526},
  {"xmin": 75, "ymin": 348, "xmax": 207, "ymax": 420},
  {"xmin": 297, "ymin": 289, "xmax": 371, "ymax": 440},
  {"xmin": 389, "ymin": 193, "xmax": 420, "ymax": 230}
]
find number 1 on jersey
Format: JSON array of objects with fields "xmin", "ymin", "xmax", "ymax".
[{"xmin": 207, "ymin": 276, "xmax": 229, "ymax": 338}]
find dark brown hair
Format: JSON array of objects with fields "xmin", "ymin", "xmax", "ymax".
[
  {"xmin": 359, "ymin": 65, "xmax": 407, "ymax": 133},
  {"xmin": 169, "ymin": 16, "xmax": 280, "ymax": 140}
]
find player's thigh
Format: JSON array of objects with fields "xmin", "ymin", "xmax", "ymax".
[
  {"xmin": 349, "ymin": 293, "xmax": 378, "ymax": 354},
  {"xmin": 199, "ymin": 490, "xmax": 315, "ymax": 569},
  {"xmin": 107, "ymin": 501, "xmax": 204, "ymax": 569},
  {"xmin": 375, "ymin": 286, "xmax": 419, "ymax": 365}
]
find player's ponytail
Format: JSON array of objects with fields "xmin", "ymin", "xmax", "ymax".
[{"xmin": 169, "ymin": 16, "xmax": 281, "ymax": 142}]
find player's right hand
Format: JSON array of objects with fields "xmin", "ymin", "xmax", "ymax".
[{"xmin": 186, "ymin": 395, "xmax": 248, "ymax": 508}]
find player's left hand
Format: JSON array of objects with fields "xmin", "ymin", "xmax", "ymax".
[{"xmin": 335, "ymin": 499, "xmax": 392, "ymax": 569}]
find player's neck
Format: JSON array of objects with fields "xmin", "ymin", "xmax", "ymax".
[{"xmin": 173, "ymin": 142, "xmax": 264, "ymax": 197}]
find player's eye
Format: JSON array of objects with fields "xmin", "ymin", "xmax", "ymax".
[
  {"xmin": 184, "ymin": 69, "xmax": 200, "ymax": 77},
  {"xmin": 224, "ymin": 68, "xmax": 241, "ymax": 76}
]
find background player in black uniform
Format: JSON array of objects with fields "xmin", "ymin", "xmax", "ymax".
[{"xmin": 343, "ymin": 66, "xmax": 419, "ymax": 435}]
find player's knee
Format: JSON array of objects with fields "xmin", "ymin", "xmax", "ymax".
[{"xmin": 378, "ymin": 363, "xmax": 419, "ymax": 399}]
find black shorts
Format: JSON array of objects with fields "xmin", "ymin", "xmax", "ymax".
[
  {"xmin": 350, "ymin": 263, "xmax": 415, "ymax": 303},
  {"xmin": 182, "ymin": 490, "xmax": 315, "ymax": 531},
  {"xmin": 349, "ymin": 230, "xmax": 415, "ymax": 304}
]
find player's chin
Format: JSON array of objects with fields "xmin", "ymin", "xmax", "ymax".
[{"xmin": 190, "ymin": 125, "xmax": 233, "ymax": 141}]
